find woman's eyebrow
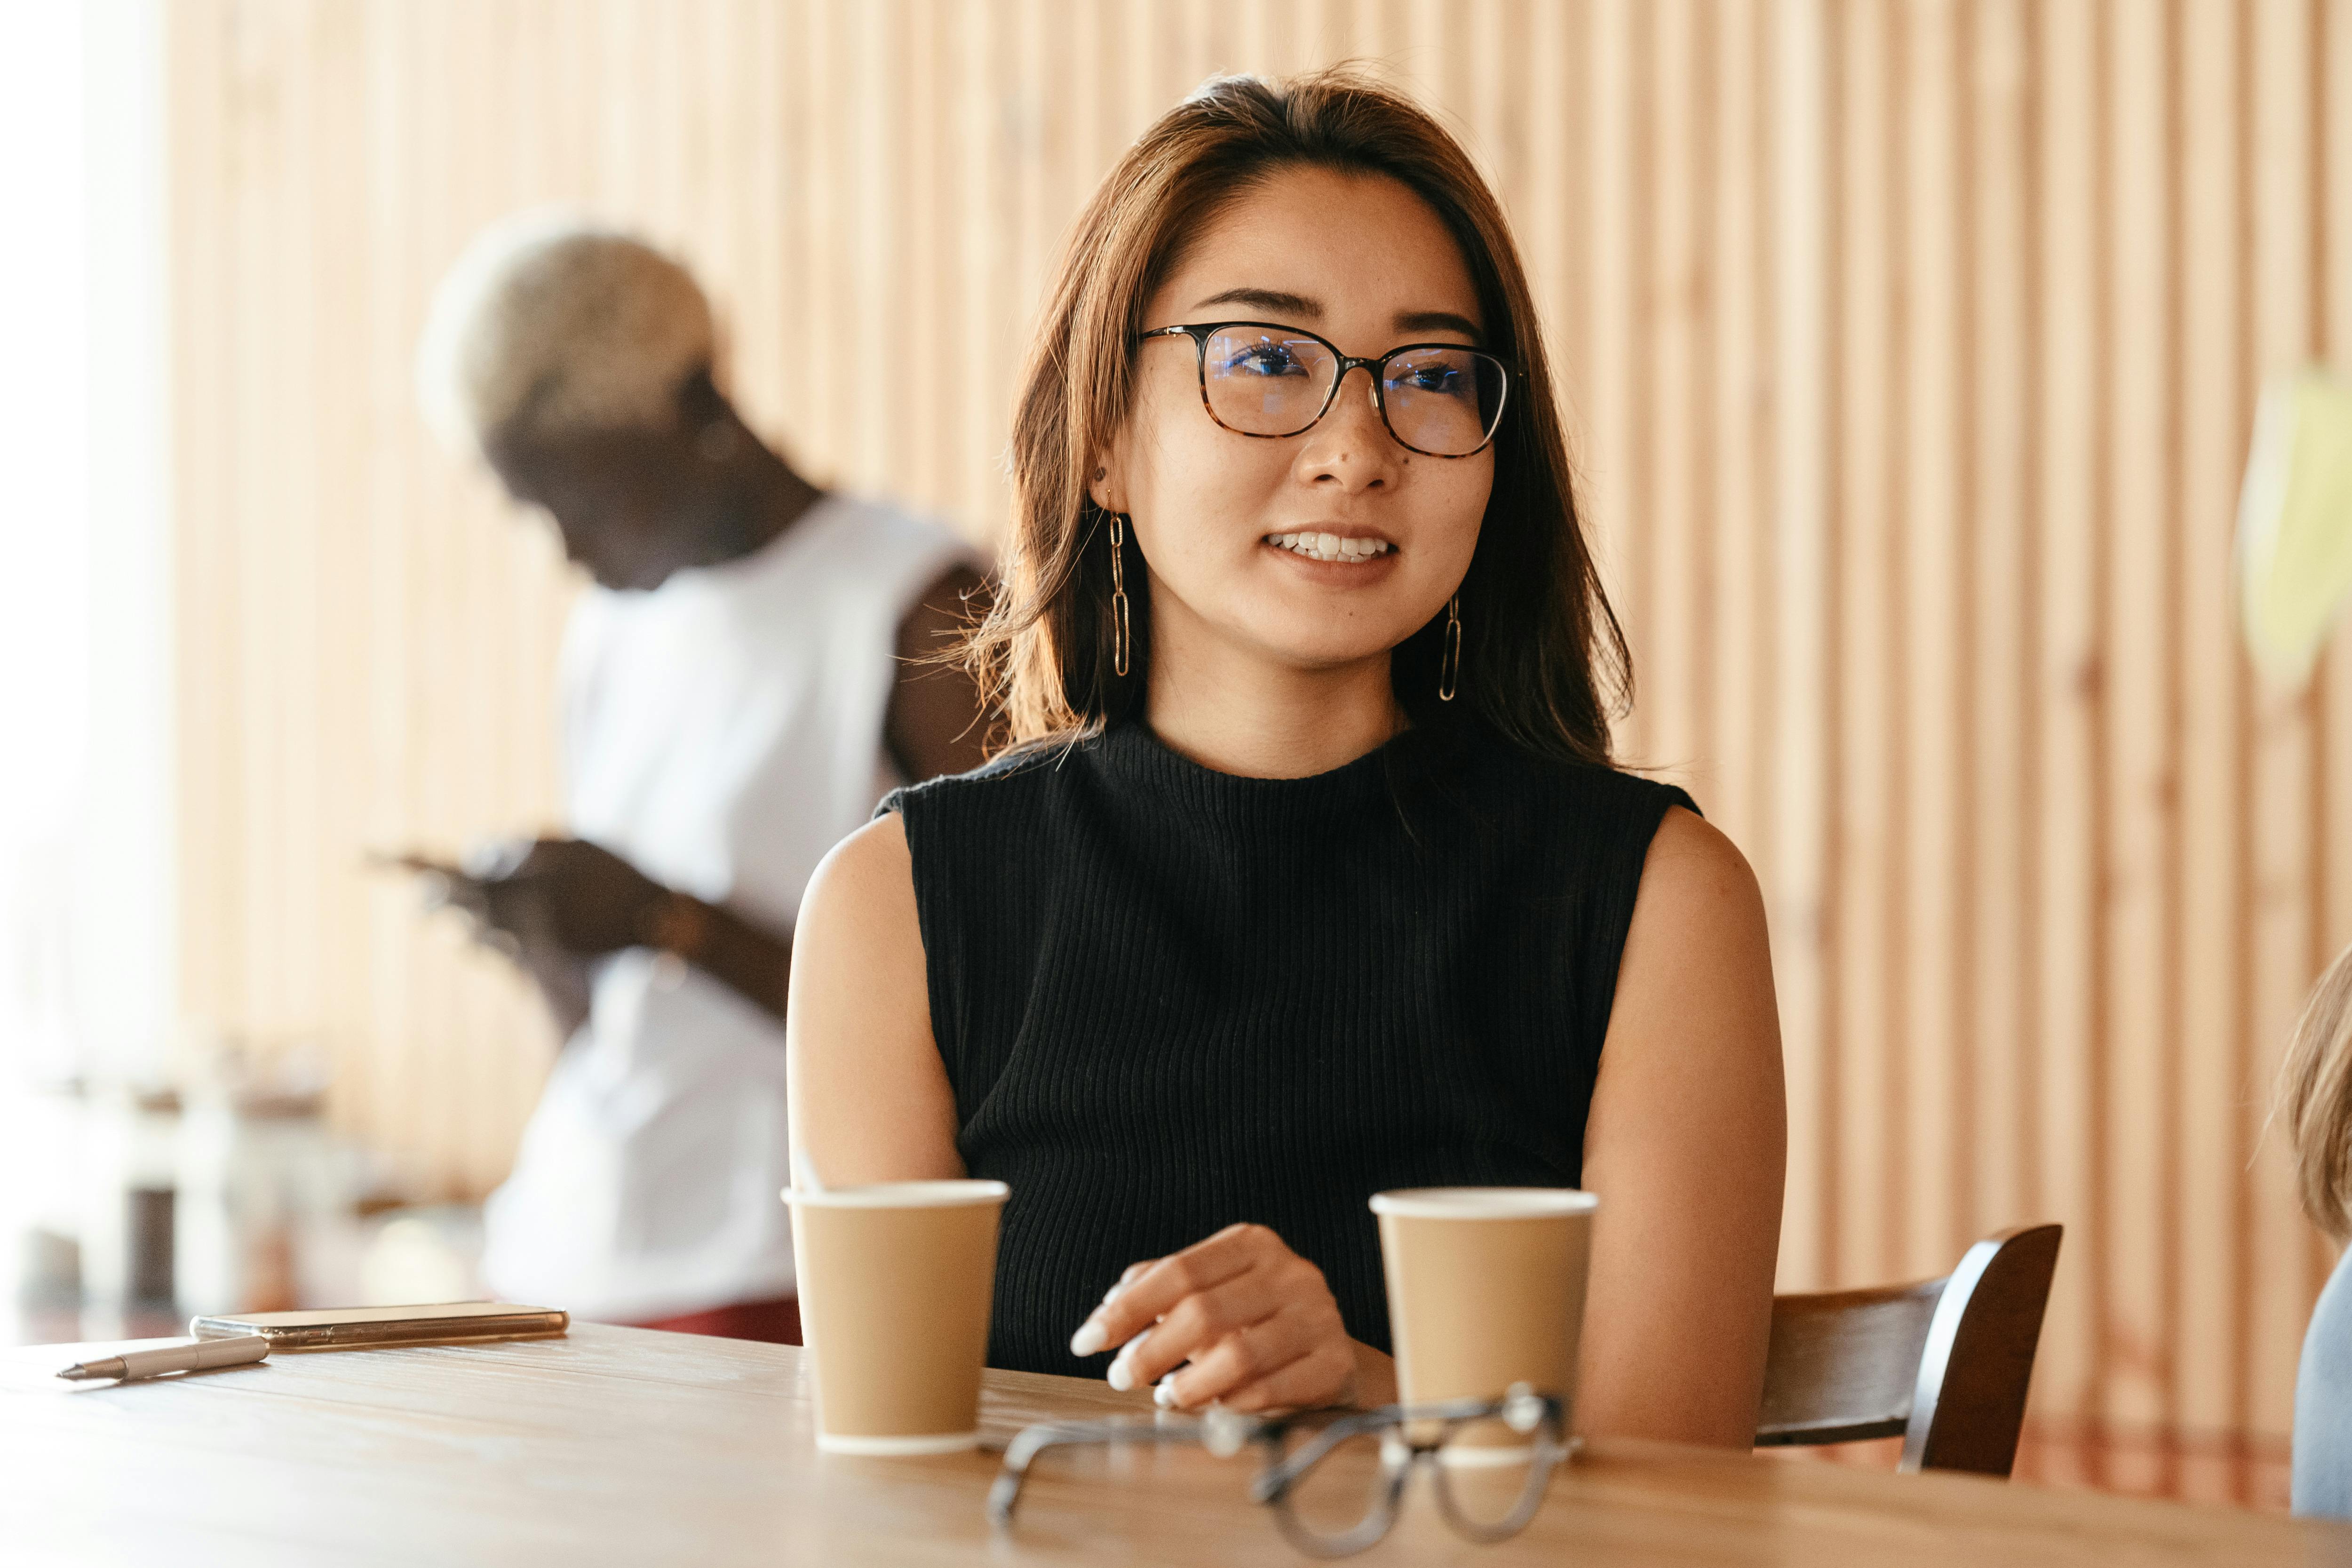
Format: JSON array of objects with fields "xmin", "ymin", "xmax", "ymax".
[
  {"xmin": 1192, "ymin": 286, "xmax": 1321, "ymax": 318},
  {"xmin": 1395, "ymin": 309, "xmax": 1482, "ymax": 342},
  {"xmin": 1185, "ymin": 290, "xmax": 1483, "ymax": 344}
]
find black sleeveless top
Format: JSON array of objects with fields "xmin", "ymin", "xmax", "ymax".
[{"xmin": 883, "ymin": 719, "xmax": 1693, "ymax": 1378}]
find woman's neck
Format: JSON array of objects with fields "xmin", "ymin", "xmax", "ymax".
[{"xmin": 1144, "ymin": 610, "xmax": 1405, "ymax": 780}]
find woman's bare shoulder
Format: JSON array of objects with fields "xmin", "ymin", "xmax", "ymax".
[
  {"xmin": 806, "ymin": 811, "xmax": 916, "ymax": 913},
  {"xmin": 1635, "ymin": 805, "xmax": 1767, "ymax": 939},
  {"xmin": 787, "ymin": 811, "xmax": 961, "ymax": 1181},
  {"xmin": 1606, "ymin": 803, "xmax": 1778, "ymax": 1071},
  {"xmin": 792, "ymin": 812, "xmax": 927, "ymax": 1043}
]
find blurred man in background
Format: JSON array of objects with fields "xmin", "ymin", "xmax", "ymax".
[{"xmin": 413, "ymin": 211, "xmax": 988, "ymax": 1342}]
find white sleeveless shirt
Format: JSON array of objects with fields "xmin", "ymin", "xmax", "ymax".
[{"xmin": 481, "ymin": 493, "xmax": 975, "ymax": 1321}]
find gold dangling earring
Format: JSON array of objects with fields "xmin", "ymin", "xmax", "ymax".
[
  {"xmin": 1438, "ymin": 593, "xmax": 1462, "ymax": 701},
  {"xmin": 1110, "ymin": 512, "xmax": 1132, "ymax": 678}
]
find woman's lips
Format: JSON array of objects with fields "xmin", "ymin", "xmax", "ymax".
[{"xmin": 1263, "ymin": 530, "xmax": 1394, "ymax": 563}]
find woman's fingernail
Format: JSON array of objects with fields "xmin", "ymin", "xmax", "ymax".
[
  {"xmin": 1069, "ymin": 1318, "xmax": 1108, "ymax": 1358},
  {"xmin": 1101, "ymin": 1278, "xmax": 1130, "ymax": 1305},
  {"xmin": 1105, "ymin": 1328, "xmax": 1152, "ymax": 1391},
  {"xmin": 1154, "ymin": 1375, "xmax": 1179, "ymax": 1409}
]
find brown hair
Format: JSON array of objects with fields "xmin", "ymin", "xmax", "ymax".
[
  {"xmin": 2279, "ymin": 945, "xmax": 2352, "ymax": 1241},
  {"xmin": 963, "ymin": 68, "xmax": 1629, "ymax": 765}
]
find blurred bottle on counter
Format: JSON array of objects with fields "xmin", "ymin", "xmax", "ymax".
[
  {"xmin": 175, "ymin": 1040, "xmax": 361, "ymax": 1317},
  {"xmin": 79, "ymin": 1081, "xmax": 182, "ymax": 1311}
]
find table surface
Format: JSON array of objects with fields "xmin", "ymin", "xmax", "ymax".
[{"xmin": 2, "ymin": 1323, "xmax": 2343, "ymax": 1567}]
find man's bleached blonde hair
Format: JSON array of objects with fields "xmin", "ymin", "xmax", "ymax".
[{"xmin": 415, "ymin": 208, "xmax": 715, "ymax": 456}]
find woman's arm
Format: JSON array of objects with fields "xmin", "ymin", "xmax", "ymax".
[
  {"xmin": 785, "ymin": 813, "xmax": 966, "ymax": 1185},
  {"xmin": 1574, "ymin": 805, "xmax": 1786, "ymax": 1447}
]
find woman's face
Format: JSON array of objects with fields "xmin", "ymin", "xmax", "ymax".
[{"xmin": 1096, "ymin": 165, "xmax": 1494, "ymax": 681}]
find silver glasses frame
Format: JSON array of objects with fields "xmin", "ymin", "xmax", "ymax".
[
  {"xmin": 987, "ymin": 1385, "xmax": 1571, "ymax": 1560},
  {"xmin": 1138, "ymin": 320, "xmax": 1513, "ymax": 458}
]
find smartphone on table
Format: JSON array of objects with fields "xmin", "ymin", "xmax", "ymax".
[{"xmin": 189, "ymin": 1301, "xmax": 569, "ymax": 1351}]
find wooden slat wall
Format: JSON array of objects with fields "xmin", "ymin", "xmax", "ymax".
[{"xmin": 169, "ymin": 0, "xmax": 2345, "ymax": 1489}]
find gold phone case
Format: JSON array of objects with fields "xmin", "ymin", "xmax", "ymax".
[{"xmin": 188, "ymin": 1301, "xmax": 569, "ymax": 1350}]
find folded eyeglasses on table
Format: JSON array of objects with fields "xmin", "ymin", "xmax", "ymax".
[{"xmin": 988, "ymin": 1385, "xmax": 1573, "ymax": 1559}]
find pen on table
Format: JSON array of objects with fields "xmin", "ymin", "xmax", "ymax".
[{"xmin": 55, "ymin": 1334, "xmax": 272, "ymax": 1383}]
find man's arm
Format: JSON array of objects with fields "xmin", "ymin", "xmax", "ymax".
[
  {"xmin": 469, "ymin": 839, "xmax": 795, "ymax": 1022},
  {"xmin": 465, "ymin": 564, "xmax": 993, "ymax": 1033},
  {"xmin": 512, "ymin": 927, "xmax": 595, "ymax": 1040}
]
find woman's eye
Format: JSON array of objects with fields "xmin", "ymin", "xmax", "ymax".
[
  {"xmin": 1398, "ymin": 364, "xmax": 1464, "ymax": 395},
  {"xmin": 1222, "ymin": 343, "xmax": 1308, "ymax": 378}
]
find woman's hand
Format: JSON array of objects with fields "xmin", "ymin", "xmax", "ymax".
[{"xmin": 1066, "ymin": 1223, "xmax": 1392, "ymax": 1412}]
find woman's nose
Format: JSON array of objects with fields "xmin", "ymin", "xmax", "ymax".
[{"xmin": 1296, "ymin": 364, "xmax": 1399, "ymax": 487}]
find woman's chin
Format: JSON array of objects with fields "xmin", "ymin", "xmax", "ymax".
[
  {"xmin": 1228, "ymin": 631, "xmax": 1417, "ymax": 678},
  {"xmin": 1163, "ymin": 573, "xmax": 1441, "ymax": 678}
]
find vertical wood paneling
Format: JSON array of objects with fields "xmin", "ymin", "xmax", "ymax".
[
  {"xmin": 1649, "ymin": 0, "xmax": 1707, "ymax": 784},
  {"xmin": 1587, "ymin": 0, "xmax": 1642, "ymax": 755},
  {"xmin": 1770, "ymin": 0, "xmax": 1834, "ymax": 1319},
  {"xmin": 1710, "ymin": 0, "xmax": 1769, "ymax": 868},
  {"xmin": 2028, "ymin": 0, "xmax": 2108, "ymax": 1477},
  {"xmin": 2177, "ymin": 0, "xmax": 2245, "ymax": 1479},
  {"xmin": 1902, "ymin": 0, "xmax": 1964, "ymax": 1279},
  {"xmin": 1835, "ymin": 0, "xmax": 1900, "ymax": 1286},
  {"xmin": 169, "ymin": 0, "xmax": 2343, "ymax": 1493},
  {"xmin": 2102, "ymin": 0, "xmax": 2167, "ymax": 1445},
  {"xmin": 1966, "ymin": 0, "xmax": 2031, "ymax": 1281}
]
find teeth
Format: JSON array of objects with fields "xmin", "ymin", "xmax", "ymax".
[{"xmin": 1265, "ymin": 532, "xmax": 1392, "ymax": 563}]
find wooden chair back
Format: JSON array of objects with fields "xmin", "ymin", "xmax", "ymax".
[{"xmin": 1755, "ymin": 1223, "xmax": 2063, "ymax": 1477}]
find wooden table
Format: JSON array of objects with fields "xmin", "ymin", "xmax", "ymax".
[{"xmin": 2, "ymin": 1324, "xmax": 2342, "ymax": 1565}]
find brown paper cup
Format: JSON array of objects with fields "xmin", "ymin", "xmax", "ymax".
[
  {"xmin": 786, "ymin": 1179, "xmax": 1008, "ymax": 1455},
  {"xmin": 1372, "ymin": 1187, "xmax": 1597, "ymax": 1462}
]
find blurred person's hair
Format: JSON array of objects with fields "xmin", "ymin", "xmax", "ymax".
[
  {"xmin": 961, "ymin": 66, "xmax": 1629, "ymax": 765},
  {"xmin": 414, "ymin": 209, "xmax": 715, "ymax": 457},
  {"xmin": 2280, "ymin": 944, "xmax": 2352, "ymax": 1242}
]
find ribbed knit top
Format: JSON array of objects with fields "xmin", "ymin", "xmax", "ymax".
[{"xmin": 882, "ymin": 718, "xmax": 1694, "ymax": 1379}]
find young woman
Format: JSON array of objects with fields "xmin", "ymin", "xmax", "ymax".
[
  {"xmin": 787, "ymin": 71, "xmax": 1785, "ymax": 1445},
  {"xmin": 2279, "ymin": 947, "xmax": 2352, "ymax": 1517}
]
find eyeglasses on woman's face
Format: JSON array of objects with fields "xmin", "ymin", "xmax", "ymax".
[
  {"xmin": 1138, "ymin": 321, "xmax": 1512, "ymax": 459},
  {"xmin": 988, "ymin": 1385, "xmax": 1570, "ymax": 1559}
]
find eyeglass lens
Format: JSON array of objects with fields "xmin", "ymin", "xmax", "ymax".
[
  {"xmin": 1427, "ymin": 1410, "xmax": 1557, "ymax": 1541},
  {"xmin": 1267, "ymin": 1408, "xmax": 1559, "ymax": 1555},
  {"xmin": 1197, "ymin": 326, "xmax": 1506, "ymax": 456},
  {"xmin": 1274, "ymin": 1423, "xmax": 1404, "ymax": 1554}
]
